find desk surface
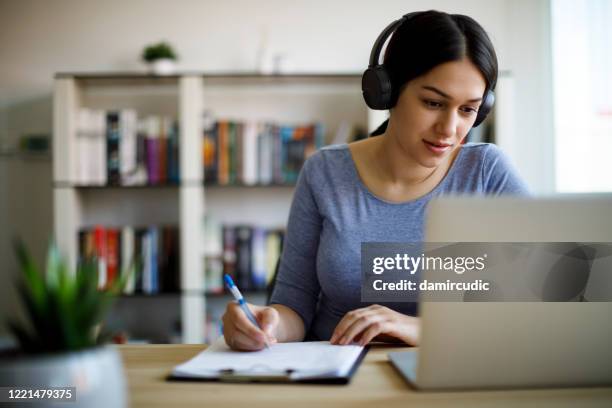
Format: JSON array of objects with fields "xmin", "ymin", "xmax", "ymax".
[{"xmin": 119, "ymin": 344, "xmax": 612, "ymax": 408}]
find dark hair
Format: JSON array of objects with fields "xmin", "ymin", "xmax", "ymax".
[{"xmin": 370, "ymin": 10, "xmax": 498, "ymax": 136}]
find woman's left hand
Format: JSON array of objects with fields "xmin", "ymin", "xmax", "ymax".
[{"xmin": 330, "ymin": 305, "xmax": 420, "ymax": 346}]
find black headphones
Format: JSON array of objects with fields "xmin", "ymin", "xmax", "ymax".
[{"xmin": 361, "ymin": 12, "xmax": 494, "ymax": 128}]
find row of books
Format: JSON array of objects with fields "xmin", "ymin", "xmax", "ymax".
[
  {"xmin": 78, "ymin": 225, "xmax": 180, "ymax": 294},
  {"xmin": 202, "ymin": 120, "xmax": 324, "ymax": 186},
  {"xmin": 203, "ymin": 222, "xmax": 285, "ymax": 294},
  {"xmin": 76, "ymin": 108, "xmax": 179, "ymax": 186}
]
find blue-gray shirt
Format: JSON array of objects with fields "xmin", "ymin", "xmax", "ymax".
[{"xmin": 270, "ymin": 142, "xmax": 530, "ymax": 340}]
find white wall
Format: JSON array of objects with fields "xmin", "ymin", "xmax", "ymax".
[{"xmin": 0, "ymin": 0, "xmax": 554, "ymax": 332}]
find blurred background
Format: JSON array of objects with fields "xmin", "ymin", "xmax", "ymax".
[{"xmin": 0, "ymin": 0, "xmax": 610, "ymax": 345}]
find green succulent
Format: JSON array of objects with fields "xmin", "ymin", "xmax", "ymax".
[
  {"xmin": 142, "ymin": 42, "xmax": 178, "ymax": 62},
  {"xmin": 7, "ymin": 240, "xmax": 133, "ymax": 354}
]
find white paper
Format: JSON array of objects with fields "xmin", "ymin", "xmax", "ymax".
[{"xmin": 172, "ymin": 338, "xmax": 364, "ymax": 380}]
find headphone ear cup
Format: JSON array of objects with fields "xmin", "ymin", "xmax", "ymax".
[
  {"xmin": 473, "ymin": 90, "xmax": 495, "ymax": 127},
  {"xmin": 362, "ymin": 66, "xmax": 393, "ymax": 110}
]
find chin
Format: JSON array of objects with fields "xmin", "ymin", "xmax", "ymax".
[
  {"xmin": 418, "ymin": 156, "xmax": 444, "ymax": 168},
  {"xmin": 417, "ymin": 147, "xmax": 452, "ymax": 168}
]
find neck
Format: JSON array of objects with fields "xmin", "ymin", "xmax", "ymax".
[{"xmin": 374, "ymin": 129, "xmax": 444, "ymax": 187}]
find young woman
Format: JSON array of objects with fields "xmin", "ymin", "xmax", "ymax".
[{"xmin": 222, "ymin": 10, "xmax": 530, "ymax": 350}]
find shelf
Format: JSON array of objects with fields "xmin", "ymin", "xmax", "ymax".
[
  {"xmin": 55, "ymin": 182, "xmax": 183, "ymax": 189},
  {"xmin": 205, "ymin": 183, "xmax": 296, "ymax": 189},
  {"xmin": 53, "ymin": 182, "xmax": 294, "ymax": 189},
  {"xmin": 54, "ymin": 72, "xmax": 362, "ymax": 88}
]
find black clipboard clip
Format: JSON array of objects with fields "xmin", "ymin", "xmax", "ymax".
[{"xmin": 218, "ymin": 367, "xmax": 295, "ymax": 382}]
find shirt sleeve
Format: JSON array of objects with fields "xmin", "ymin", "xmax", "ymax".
[
  {"xmin": 481, "ymin": 144, "xmax": 532, "ymax": 196},
  {"xmin": 269, "ymin": 154, "xmax": 322, "ymax": 334}
]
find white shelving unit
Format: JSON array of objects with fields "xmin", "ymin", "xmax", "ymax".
[{"xmin": 53, "ymin": 72, "xmax": 367, "ymax": 344}]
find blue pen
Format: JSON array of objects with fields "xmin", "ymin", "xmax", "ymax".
[{"xmin": 223, "ymin": 274, "xmax": 270, "ymax": 348}]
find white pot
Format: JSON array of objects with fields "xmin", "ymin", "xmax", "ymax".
[
  {"xmin": 149, "ymin": 58, "xmax": 177, "ymax": 75},
  {"xmin": 0, "ymin": 345, "xmax": 127, "ymax": 408}
]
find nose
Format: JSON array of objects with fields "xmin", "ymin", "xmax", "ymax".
[{"xmin": 434, "ymin": 111, "xmax": 458, "ymax": 139}]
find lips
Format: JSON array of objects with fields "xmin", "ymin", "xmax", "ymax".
[{"xmin": 423, "ymin": 139, "xmax": 453, "ymax": 154}]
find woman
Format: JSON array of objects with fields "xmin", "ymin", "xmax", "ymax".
[{"xmin": 222, "ymin": 10, "xmax": 530, "ymax": 350}]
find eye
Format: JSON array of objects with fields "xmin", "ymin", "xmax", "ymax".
[
  {"xmin": 460, "ymin": 106, "xmax": 478, "ymax": 115},
  {"xmin": 422, "ymin": 99, "xmax": 443, "ymax": 109}
]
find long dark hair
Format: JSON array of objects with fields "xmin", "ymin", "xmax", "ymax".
[{"xmin": 370, "ymin": 10, "xmax": 498, "ymax": 136}]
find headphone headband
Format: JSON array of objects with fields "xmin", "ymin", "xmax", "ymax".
[{"xmin": 368, "ymin": 15, "xmax": 409, "ymax": 67}]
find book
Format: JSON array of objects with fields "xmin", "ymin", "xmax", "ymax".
[
  {"xmin": 106, "ymin": 112, "xmax": 121, "ymax": 185},
  {"xmin": 75, "ymin": 109, "xmax": 179, "ymax": 186},
  {"xmin": 203, "ymin": 122, "xmax": 218, "ymax": 183},
  {"xmin": 121, "ymin": 226, "xmax": 136, "ymax": 294},
  {"xmin": 202, "ymin": 119, "xmax": 325, "ymax": 185},
  {"xmin": 218, "ymin": 121, "xmax": 229, "ymax": 185},
  {"xmin": 106, "ymin": 228, "xmax": 120, "ymax": 288},
  {"xmin": 145, "ymin": 116, "xmax": 160, "ymax": 185},
  {"xmin": 160, "ymin": 226, "xmax": 180, "ymax": 292},
  {"xmin": 93, "ymin": 226, "xmax": 107, "ymax": 289},
  {"xmin": 234, "ymin": 226, "xmax": 253, "ymax": 290},
  {"xmin": 119, "ymin": 109, "xmax": 138, "ymax": 185},
  {"xmin": 251, "ymin": 227, "xmax": 267, "ymax": 289},
  {"xmin": 167, "ymin": 120, "xmax": 180, "ymax": 183},
  {"xmin": 222, "ymin": 226, "xmax": 237, "ymax": 281},
  {"xmin": 242, "ymin": 121, "xmax": 258, "ymax": 185}
]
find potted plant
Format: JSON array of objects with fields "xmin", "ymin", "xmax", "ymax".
[
  {"xmin": 0, "ymin": 241, "xmax": 132, "ymax": 407},
  {"xmin": 142, "ymin": 41, "xmax": 178, "ymax": 75}
]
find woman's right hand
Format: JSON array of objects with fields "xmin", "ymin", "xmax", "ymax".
[{"xmin": 222, "ymin": 302, "xmax": 280, "ymax": 351}]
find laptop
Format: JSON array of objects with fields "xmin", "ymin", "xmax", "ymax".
[{"xmin": 389, "ymin": 196, "xmax": 612, "ymax": 390}]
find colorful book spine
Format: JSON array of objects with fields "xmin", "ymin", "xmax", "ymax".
[
  {"xmin": 203, "ymin": 122, "xmax": 218, "ymax": 183},
  {"xmin": 121, "ymin": 227, "xmax": 135, "ymax": 294},
  {"xmin": 168, "ymin": 120, "xmax": 180, "ymax": 184},
  {"xmin": 149, "ymin": 227, "xmax": 159, "ymax": 294},
  {"xmin": 93, "ymin": 226, "xmax": 107, "ymax": 289},
  {"xmin": 105, "ymin": 228, "xmax": 120, "ymax": 289},
  {"xmin": 218, "ymin": 121, "xmax": 229, "ymax": 185},
  {"xmin": 234, "ymin": 226, "xmax": 253, "ymax": 290},
  {"xmin": 106, "ymin": 112, "xmax": 121, "ymax": 185}
]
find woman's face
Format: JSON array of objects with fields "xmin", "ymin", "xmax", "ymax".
[{"xmin": 389, "ymin": 57, "xmax": 487, "ymax": 168}]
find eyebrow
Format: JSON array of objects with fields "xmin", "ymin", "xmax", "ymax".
[{"xmin": 421, "ymin": 85, "xmax": 482, "ymax": 103}]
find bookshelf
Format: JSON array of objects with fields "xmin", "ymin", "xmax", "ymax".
[
  {"xmin": 53, "ymin": 71, "xmax": 511, "ymax": 344},
  {"xmin": 53, "ymin": 72, "xmax": 367, "ymax": 344}
]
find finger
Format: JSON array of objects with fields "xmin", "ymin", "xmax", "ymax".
[
  {"xmin": 358, "ymin": 322, "xmax": 387, "ymax": 346},
  {"xmin": 232, "ymin": 327, "xmax": 266, "ymax": 351},
  {"xmin": 331, "ymin": 305, "xmax": 384, "ymax": 343},
  {"xmin": 258, "ymin": 308, "xmax": 279, "ymax": 339},
  {"xmin": 229, "ymin": 302, "xmax": 266, "ymax": 342},
  {"xmin": 331, "ymin": 308, "xmax": 378, "ymax": 344},
  {"xmin": 331, "ymin": 309, "xmax": 366, "ymax": 344},
  {"xmin": 339, "ymin": 314, "xmax": 384, "ymax": 345}
]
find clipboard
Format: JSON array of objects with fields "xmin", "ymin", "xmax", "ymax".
[{"xmin": 167, "ymin": 339, "xmax": 369, "ymax": 384}]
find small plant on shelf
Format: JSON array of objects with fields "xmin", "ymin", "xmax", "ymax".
[{"xmin": 141, "ymin": 41, "xmax": 178, "ymax": 75}]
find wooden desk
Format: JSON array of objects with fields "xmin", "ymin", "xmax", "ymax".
[{"xmin": 119, "ymin": 344, "xmax": 612, "ymax": 408}]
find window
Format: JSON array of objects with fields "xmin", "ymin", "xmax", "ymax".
[{"xmin": 552, "ymin": 0, "xmax": 612, "ymax": 192}]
